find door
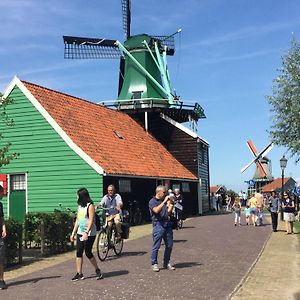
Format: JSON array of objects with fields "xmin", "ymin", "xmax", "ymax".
[{"xmin": 9, "ymin": 174, "xmax": 26, "ymax": 222}]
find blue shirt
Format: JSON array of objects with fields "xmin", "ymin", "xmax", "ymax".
[
  {"xmin": 99, "ymin": 193, "xmax": 122, "ymax": 215},
  {"xmin": 269, "ymin": 196, "xmax": 280, "ymax": 213},
  {"xmin": 149, "ymin": 197, "xmax": 168, "ymax": 224}
]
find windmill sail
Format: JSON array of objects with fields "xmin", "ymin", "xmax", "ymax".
[
  {"xmin": 63, "ymin": 36, "xmax": 121, "ymax": 59},
  {"xmin": 241, "ymin": 140, "xmax": 274, "ymax": 179},
  {"xmin": 122, "ymin": 0, "xmax": 131, "ymax": 39}
]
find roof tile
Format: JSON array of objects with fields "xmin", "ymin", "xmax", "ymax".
[{"xmin": 22, "ymin": 81, "xmax": 197, "ymax": 180}]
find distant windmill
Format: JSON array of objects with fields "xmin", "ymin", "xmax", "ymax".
[
  {"xmin": 241, "ymin": 140, "xmax": 274, "ymax": 180},
  {"xmin": 62, "ymin": 0, "xmax": 205, "ymax": 124}
]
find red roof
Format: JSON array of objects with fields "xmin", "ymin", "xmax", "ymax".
[
  {"xmin": 210, "ymin": 186, "xmax": 223, "ymax": 194},
  {"xmin": 22, "ymin": 81, "xmax": 197, "ymax": 180},
  {"xmin": 261, "ymin": 177, "xmax": 290, "ymax": 192}
]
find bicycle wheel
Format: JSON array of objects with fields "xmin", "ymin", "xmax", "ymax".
[
  {"xmin": 113, "ymin": 230, "xmax": 123, "ymax": 256},
  {"xmin": 97, "ymin": 230, "xmax": 109, "ymax": 261}
]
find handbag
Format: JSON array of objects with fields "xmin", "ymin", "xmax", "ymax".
[{"xmin": 169, "ymin": 215, "xmax": 178, "ymax": 230}]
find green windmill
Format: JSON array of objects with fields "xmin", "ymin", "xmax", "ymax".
[{"xmin": 63, "ymin": 0, "xmax": 205, "ymax": 123}]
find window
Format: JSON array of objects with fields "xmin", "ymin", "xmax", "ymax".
[
  {"xmin": 182, "ymin": 182, "xmax": 190, "ymax": 192},
  {"xmin": 132, "ymin": 91, "xmax": 143, "ymax": 99},
  {"xmin": 199, "ymin": 144, "xmax": 205, "ymax": 165},
  {"xmin": 118, "ymin": 179, "xmax": 131, "ymax": 193},
  {"xmin": 172, "ymin": 184, "xmax": 180, "ymax": 191},
  {"xmin": 10, "ymin": 174, "xmax": 26, "ymax": 191}
]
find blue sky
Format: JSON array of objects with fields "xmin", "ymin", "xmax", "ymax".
[{"xmin": 0, "ymin": 0, "xmax": 299, "ymax": 191}]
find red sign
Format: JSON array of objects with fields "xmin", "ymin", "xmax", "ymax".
[{"xmin": 0, "ymin": 174, "xmax": 7, "ymax": 195}]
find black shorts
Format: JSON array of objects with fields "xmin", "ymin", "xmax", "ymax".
[{"xmin": 0, "ymin": 238, "xmax": 5, "ymax": 265}]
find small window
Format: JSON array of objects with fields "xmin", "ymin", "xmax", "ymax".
[
  {"xmin": 10, "ymin": 174, "xmax": 26, "ymax": 191},
  {"xmin": 114, "ymin": 130, "xmax": 124, "ymax": 139},
  {"xmin": 132, "ymin": 91, "xmax": 143, "ymax": 99},
  {"xmin": 172, "ymin": 184, "xmax": 180, "ymax": 191},
  {"xmin": 119, "ymin": 179, "xmax": 131, "ymax": 193},
  {"xmin": 182, "ymin": 182, "xmax": 190, "ymax": 193}
]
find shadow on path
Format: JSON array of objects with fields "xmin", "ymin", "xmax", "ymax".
[
  {"xmin": 174, "ymin": 262, "xmax": 202, "ymax": 269},
  {"xmin": 173, "ymin": 239, "xmax": 187, "ymax": 243},
  {"xmin": 7, "ymin": 275, "xmax": 61, "ymax": 287},
  {"xmin": 103, "ymin": 270, "xmax": 129, "ymax": 279}
]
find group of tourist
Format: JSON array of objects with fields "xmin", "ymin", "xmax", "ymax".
[
  {"xmin": 0, "ymin": 183, "xmax": 184, "ymax": 289},
  {"xmin": 229, "ymin": 190, "xmax": 298, "ymax": 234}
]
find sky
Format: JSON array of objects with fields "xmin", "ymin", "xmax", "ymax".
[{"xmin": 0, "ymin": 0, "xmax": 299, "ymax": 192}]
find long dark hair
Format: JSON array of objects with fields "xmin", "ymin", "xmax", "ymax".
[{"xmin": 77, "ymin": 187, "xmax": 92, "ymax": 207}]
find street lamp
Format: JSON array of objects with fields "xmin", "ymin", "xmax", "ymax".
[{"xmin": 280, "ymin": 155, "xmax": 288, "ymax": 220}]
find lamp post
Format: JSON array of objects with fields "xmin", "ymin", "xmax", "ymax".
[{"xmin": 280, "ymin": 155, "xmax": 288, "ymax": 221}]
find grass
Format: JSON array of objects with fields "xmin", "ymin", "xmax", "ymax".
[{"xmin": 294, "ymin": 220, "xmax": 300, "ymax": 234}]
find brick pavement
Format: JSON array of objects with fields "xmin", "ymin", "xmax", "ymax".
[
  {"xmin": 231, "ymin": 220, "xmax": 300, "ymax": 300},
  {"xmin": 2, "ymin": 214, "xmax": 271, "ymax": 300}
]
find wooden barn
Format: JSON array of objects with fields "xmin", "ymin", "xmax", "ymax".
[{"xmin": 0, "ymin": 77, "xmax": 210, "ymax": 221}]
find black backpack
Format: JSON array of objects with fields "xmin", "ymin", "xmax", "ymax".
[{"xmin": 87, "ymin": 203, "xmax": 101, "ymax": 231}]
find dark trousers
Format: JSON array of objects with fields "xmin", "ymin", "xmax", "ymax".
[{"xmin": 270, "ymin": 212, "xmax": 278, "ymax": 231}]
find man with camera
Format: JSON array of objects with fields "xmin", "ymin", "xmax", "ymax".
[{"xmin": 149, "ymin": 185, "xmax": 175, "ymax": 272}]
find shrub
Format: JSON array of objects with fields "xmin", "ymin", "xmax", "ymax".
[{"xmin": 5, "ymin": 218, "xmax": 23, "ymax": 264}]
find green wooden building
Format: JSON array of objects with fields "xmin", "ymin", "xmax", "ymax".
[{"xmin": 1, "ymin": 77, "xmax": 207, "ymax": 222}]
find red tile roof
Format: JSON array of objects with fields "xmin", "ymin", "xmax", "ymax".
[
  {"xmin": 261, "ymin": 177, "xmax": 290, "ymax": 192},
  {"xmin": 210, "ymin": 186, "xmax": 223, "ymax": 194},
  {"xmin": 22, "ymin": 81, "xmax": 197, "ymax": 180}
]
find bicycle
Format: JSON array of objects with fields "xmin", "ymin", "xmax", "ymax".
[
  {"xmin": 127, "ymin": 199, "xmax": 142, "ymax": 226},
  {"xmin": 96, "ymin": 208, "xmax": 124, "ymax": 261}
]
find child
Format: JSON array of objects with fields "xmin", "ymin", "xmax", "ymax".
[
  {"xmin": 232, "ymin": 197, "xmax": 242, "ymax": 226},
  {"xmin": 245, "ymin": 205, "xmax": 251, "ymax": 225}
]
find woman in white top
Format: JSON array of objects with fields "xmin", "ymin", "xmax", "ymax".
[{"xmin": 70, "ymin": 188, "xmax": 102, "ymax": 281}]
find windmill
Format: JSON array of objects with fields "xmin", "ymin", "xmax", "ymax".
[
  {"xmin": 63, "ymin": 0, "xmax": 205, "ymax": 124},
  {"xmin": 241, "ymin": 140, "xmax": 274, "ymax": 191}
]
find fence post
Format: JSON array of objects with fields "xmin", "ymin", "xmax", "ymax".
[{"xmin": 40, "ymin": 219, "xmax": 45, "ymax": 256}]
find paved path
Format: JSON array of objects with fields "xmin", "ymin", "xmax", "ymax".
[
  {"xmin": 3, "ymin": 214, "xmax": 271, "ymax": 300},
  {"xmin": 231, "ymin": 220, "xmax": 300, "ymax": 300}
]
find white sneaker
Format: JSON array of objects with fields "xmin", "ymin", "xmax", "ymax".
[
  {"xmin": 152, "ymin": 264, "xmax": 160, "ymax": 272},
  {"xmin": 163, "ymin": 263, "xmax": 176, "ymax": 270}
]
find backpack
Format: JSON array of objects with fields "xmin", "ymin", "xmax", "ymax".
[{"xmin": 87, "ymin": 203, "xmax": 101, "ymax": 231}]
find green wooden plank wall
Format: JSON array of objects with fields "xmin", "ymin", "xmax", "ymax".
[{"xmin": 0, "ymin": 86, "xmax": 103, "ymax": 217}]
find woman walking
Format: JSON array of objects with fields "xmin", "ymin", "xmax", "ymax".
[
  {"xmin": 232, "ymin": 197, "xmax": 242, "ymax": 226},
  {"xmin": 282, "ymin": 192, "xmax": 296, "ymax": 235},
  {"xmin": 70, "ymin": 187, "xmax": 103, "ymax": 281}
]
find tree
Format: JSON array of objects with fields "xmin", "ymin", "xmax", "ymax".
[
  {"xmin": 0, "ymin": 93, "xmax": 18, "ymax": 167},
  {"xmin": 267, "ymin": 37, "xmax": 300, "ymax": 162}
]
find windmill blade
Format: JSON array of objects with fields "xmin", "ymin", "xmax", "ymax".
[
  {"xmin": 63, "ymin": 36, "xmax": 122, "ymax": 59},
  {"xmin": 122, "ymin": 0, "xmax": 131, "ymax": 39},
  {"xmin": 255, "ymin": 160, "xmax": 267, "ymax": 177},
  {"xmin": 246, "ymin": 139, "xmax": 258, "ymax": 156},
  {"xmin": 151, "ymin": 35, "xmax": 175, "ymax": 55},
  {"xmin": 118, "ymin": 57, "xmax": 125, "ymax": 96},
  {"xmin": 241, "ymin": 156, "xmax": 257, "ymax": 173},
  {"xmin": 259, "ymin": 142, "xmax": 274, "ymax": 158}
]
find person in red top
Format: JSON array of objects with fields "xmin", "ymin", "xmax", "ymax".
[{"xmin": 0, "ymin": 185, "xmax": 7, "ymax": 290}]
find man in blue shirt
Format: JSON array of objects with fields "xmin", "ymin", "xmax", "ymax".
[
  {"xmin": 98, "ymin": 184, "xmax": 123, "ymax": 239},
  {"xmin": 149, "ymin": 185, "xmax": 175, "ymax": 272},
  {"xmin": 268, "ymin": 191, "xmax": 280, "ymax": 232}
]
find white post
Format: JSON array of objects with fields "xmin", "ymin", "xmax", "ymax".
[{"xmin": 197, "ymin": 179, "xmax": 203, "ymax": 215}]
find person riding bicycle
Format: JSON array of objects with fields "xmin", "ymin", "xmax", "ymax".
[{"xmin": 98, "ymin": 184, "xmax": 123, "ymax": 240}]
